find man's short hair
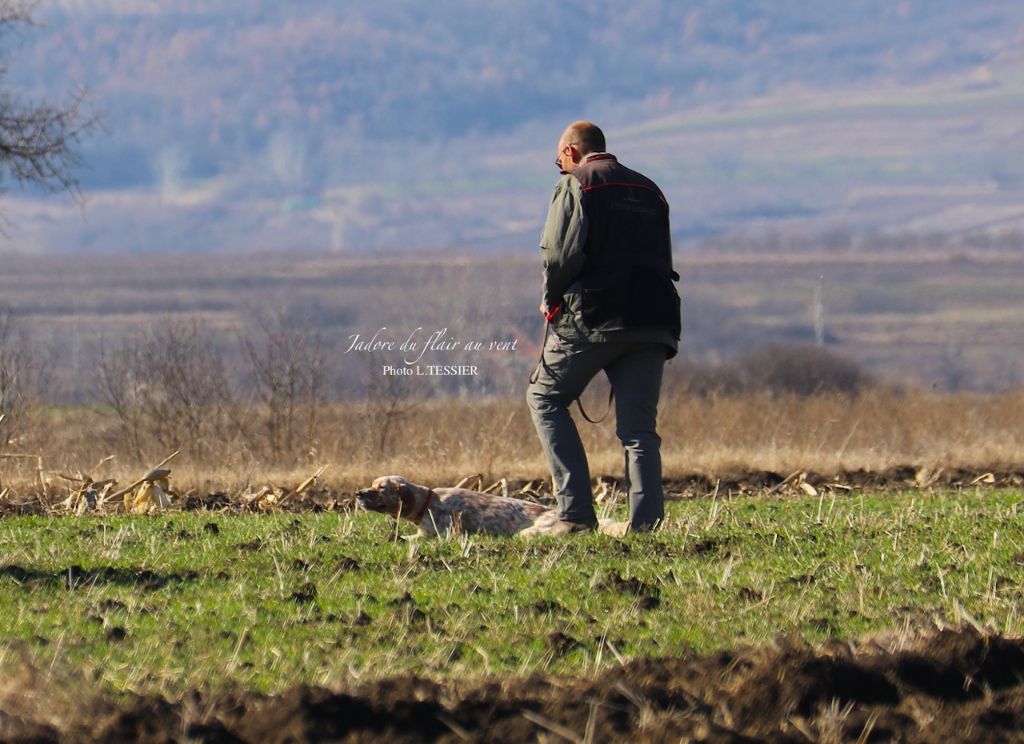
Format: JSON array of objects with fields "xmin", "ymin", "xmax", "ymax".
[{"xmin": 566, "ymin": 121, "xmax": 606, "ymax": 155}]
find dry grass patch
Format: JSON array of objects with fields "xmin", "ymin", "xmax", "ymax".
[{"xmin": 2, "ymin": 389, "xmax": 1022, "ymax": 499}]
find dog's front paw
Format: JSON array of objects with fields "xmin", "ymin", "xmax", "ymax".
[{"xmin": 518, "ymin": 511, "xmax": 562, "ymax": 537}]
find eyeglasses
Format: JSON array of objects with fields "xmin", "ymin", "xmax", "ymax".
[{"xmin": 554, "ymin": 144, "xmax": 573, "ymax": 170}]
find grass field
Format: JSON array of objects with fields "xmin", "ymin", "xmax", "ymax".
[{"xmin": 2, "ymin": 487, "xmax": 1021, "ymax": 698}]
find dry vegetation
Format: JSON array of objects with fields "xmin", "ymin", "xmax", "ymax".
[{"xmin": 1, "ymin": 388, "xmax": 1023, "ymax": 502}]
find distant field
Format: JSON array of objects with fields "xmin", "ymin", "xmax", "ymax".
[{"xmin": 1, "ymin": 247, "xmax": 1022, "ymax": 403}]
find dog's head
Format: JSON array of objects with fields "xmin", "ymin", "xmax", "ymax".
[{"xmin": 355, "ymin": 475, "xmax": 424, "ymax": 520}]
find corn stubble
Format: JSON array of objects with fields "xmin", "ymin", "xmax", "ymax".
[{"xmin": 1, "ymin": 389, "xmax": 1022, "ymax": 500}]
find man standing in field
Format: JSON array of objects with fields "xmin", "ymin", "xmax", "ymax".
[{"xmin": 526, "ymin": 121, "xmax": 681, "ymax": 535}]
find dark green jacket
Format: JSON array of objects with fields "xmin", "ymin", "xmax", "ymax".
[{"xmin": 539, "ymin": 153, "xmax": 680, "ymax": 357}]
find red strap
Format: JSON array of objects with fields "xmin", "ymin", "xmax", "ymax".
[
  {"xmin": 580, "ymin": 181, "xmax": 660, "ymax": 193},
  {"xmin": 545, "ymin": 304, "xmax": 561, "ymax": 323}
]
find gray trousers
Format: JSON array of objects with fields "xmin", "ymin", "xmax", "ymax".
[{"xmin": 526, "ymin": 335, "xmax": 667, "ymax": 530}]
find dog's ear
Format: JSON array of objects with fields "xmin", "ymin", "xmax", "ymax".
[{"xmin": 381, "ymin": 475, "xmax": 409, "ymax": 493}]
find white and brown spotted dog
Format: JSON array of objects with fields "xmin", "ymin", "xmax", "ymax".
[{"xmin": 356, "ymin": 475, "xmax": 557, "ymax": 537}]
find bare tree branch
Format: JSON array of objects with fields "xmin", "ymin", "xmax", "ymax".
[{"xmin": 0, "ymin": 1, "xmax": 95, "ymax": 202}]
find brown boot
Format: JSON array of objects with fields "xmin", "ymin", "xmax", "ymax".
[{"xmin": 598, "ymin": 520, "xmax": 631, "ymax": 537}]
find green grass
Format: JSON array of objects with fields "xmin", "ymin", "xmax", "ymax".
[{"xmin": 1, "ymin": 489, "xmax": 1023, "ymax": 696}]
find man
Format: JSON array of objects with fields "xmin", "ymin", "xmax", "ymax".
[{"xmin": 526, "ymin": 121, "xmax": 680, "ymax": 536}]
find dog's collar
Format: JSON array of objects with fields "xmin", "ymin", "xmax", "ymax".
[{"xmin": 409, "ymin": 488, "xmax": 434, "ymax": 523}]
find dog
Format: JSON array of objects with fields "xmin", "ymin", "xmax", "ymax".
[
  {"xmin": 356, "ymin": 476, "xmax": 631, "ymax": 537},
  {"xmin": 355, "ymin": 475, "xmax": 557, "ymax": 537}
]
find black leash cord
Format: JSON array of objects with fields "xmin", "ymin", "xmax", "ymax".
[{"xmin": 530, "ymin": 317, "xmax": 613, "ymax": 424}]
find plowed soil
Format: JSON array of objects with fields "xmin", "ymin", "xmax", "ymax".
[{"xmin": 3, "ymin": 628, "xmax": 1023, "ymax": 742}]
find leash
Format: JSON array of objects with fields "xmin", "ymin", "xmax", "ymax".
[{"xmin": 530, "ymin": 304, "xmax": 614, "ymax": 424}]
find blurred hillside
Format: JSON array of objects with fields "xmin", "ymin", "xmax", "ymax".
[{"xmin": 1, "ymin": 1, "xmax": 1024, "ymax": 252}]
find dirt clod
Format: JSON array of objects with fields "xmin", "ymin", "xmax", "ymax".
[
  {"xmin": 336, "ymin": 557, "xmax": 360, "ymax": 571},
  {"xmin": 289, "ymin": 582, "xmax": 318, "ymax": 603},
  {"xmin": 545, "ymin": 631, "xmax": 581, "ymax": 658}
]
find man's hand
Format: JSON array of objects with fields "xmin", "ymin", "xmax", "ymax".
[{"xmin": 539, "ymin": 301, "xmax": 548, "ymax": 315}]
